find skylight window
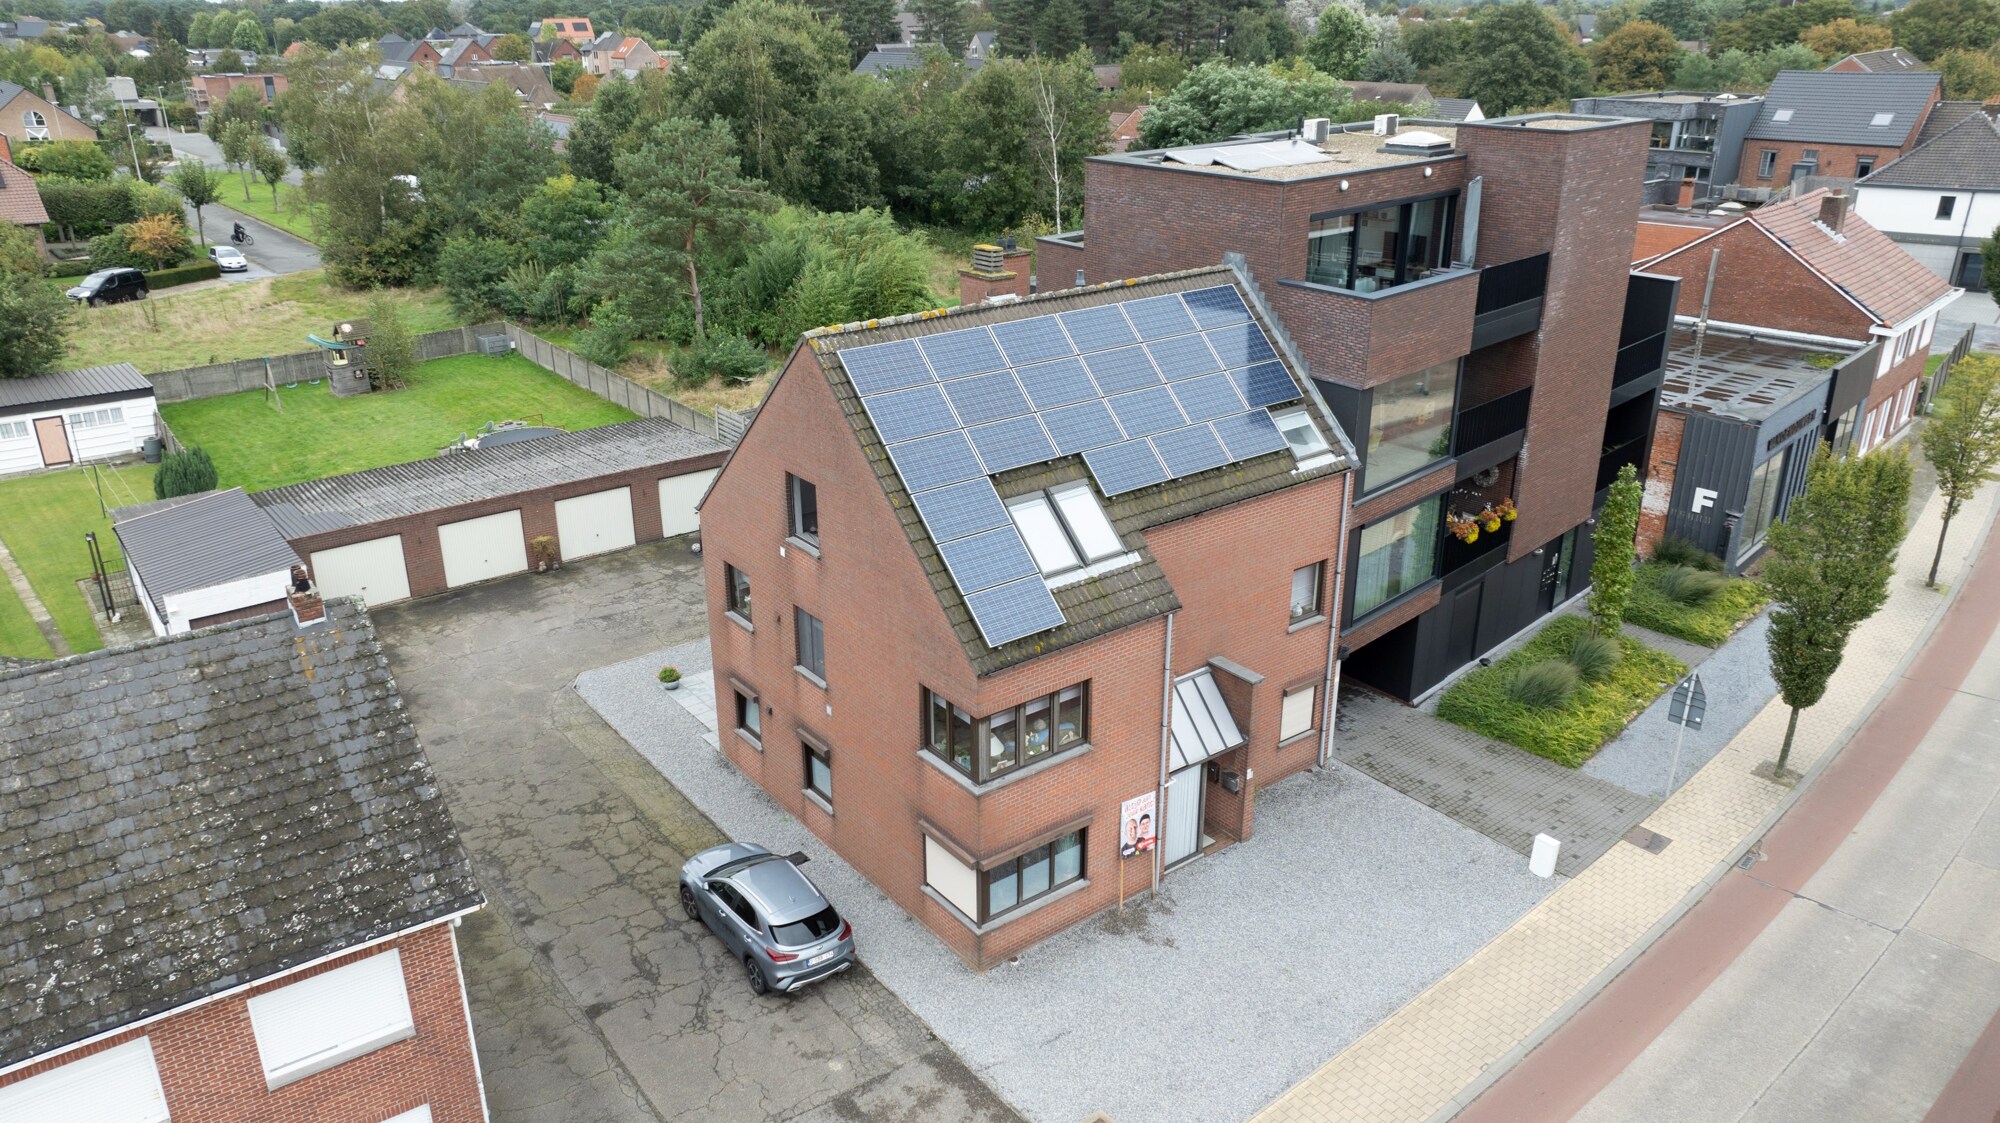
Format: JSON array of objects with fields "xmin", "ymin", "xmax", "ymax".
[
  {"xmin": 1274, "ymin": 407, "xmax": 1332, "ymax": 464},
  {"xmin": 1772, "ymin": 108, "xmax": 1794, "ymax": 122},
  {"xmin": 1870, "ymin": 111, "xmax": 1895, "ymax": 127},
  {"xmin": 1008, "ymin": 483, "xmax": 1125, "ymax": 579}
]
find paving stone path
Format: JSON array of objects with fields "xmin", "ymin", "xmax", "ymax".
[{"xmin": 0, "ymin": 533, "xmax": 68, "ymax": 656}]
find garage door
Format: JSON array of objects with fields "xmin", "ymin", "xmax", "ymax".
[
  {"xmin": 438, "ymin": 509, "xmax": 528, "ymax": 588},
  {"xmin": 0, "ymin": 1036, "xmax": 170, "ymax": 1122},
  {"xmin": 311, "ymin": 535, "xmax": 412, "ymax": 606},
  {"xmin": 555, "ymin": 486, "xmax": 636, "ymax": 561},
  {"xmin": 658, "ymin": 468, "xmax": 719, "ymax": 538}
]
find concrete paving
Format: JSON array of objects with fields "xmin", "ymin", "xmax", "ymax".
[
  {"xmin": 369, "ymin": 539, "xmax": 1016, "ymax": 1123},
  {"xmin": 1583, "ymin": 613, "xmax": 1777, "ymax": 800}
]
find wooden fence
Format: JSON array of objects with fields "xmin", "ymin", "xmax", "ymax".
[
  {"xmin": 1924, "ymin": 322, "xmax": 1977, "ymax": 412},
  {"xmin": 145, "ymin": 323, "xmax": 508, "ymax": 403},
  {"xmin": 503, "ymin": 324, "xmax": 723, "ymax": 441}
]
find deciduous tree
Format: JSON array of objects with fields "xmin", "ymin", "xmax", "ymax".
[
  {"xmin": 1462, "ymin": 2, "xmax": 1590, "ymax": 115},
  {"xmin": 169, "ymin": 162, "xmax": 223, "ymax": 249},
  {"xmin": 1920, "ymin": 354, "xmax": 2000, "ymax": 586},
  {"xmin": 1139, "ymin": 60, "xmax": 1346, "ymax": 147},
  {"xmin": 1592, "ymin": 20, "xmax": 1683, "ymax": 91},
  {"xmin": 0, "ymin": 253, "xmax": 73, "ymax": 378},
  {"xmin": 1798, "ymin": 17, "xmax": 1891, "ymax": 61},
  {"xmin": 1589, "ymin": 462, "xmax": 1641, "ymax": 636},
  {"xmin": 1304, "ymin": 3, "xmax": 1370, "ymax": 78},
  {"xmin": 219, "ymin": 118, "xmax": 259, "ymax": 201},
  {"xmin": 253, "ymin": 143, "xmax": 289, "ymax": 210},
  {"xmin": 490, "ymin": 33, "xmax": 532, "ymax": 61},
  {"xmin": 125, "ymin": 211, "xmax": 190, "ymax": 269},
  {"xmin": 1890, "ymin": 0, "xmax": 2000, "ymax": 61},
  {"xmin": 1937, "ymin": 48, "xmax": 2000, "ymax": 100}
]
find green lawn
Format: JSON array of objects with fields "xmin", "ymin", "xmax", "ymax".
[
  {"xmin": 0, "ymin": 583, "xmax": 54, "ymax": 660},
  {"xmin": 66, "ymin": 270, "xmax": 466, "ymax": 373},
  {"xmin": 214, "ymin": 180, "xmax": 320, "ymax": 244},
  {"xmin": 0, "ymin": 464, "xmax": 156, "ymax": 657},
  {"xmin": 161, "ymin": 352, "xmax": 641, "ymax": 492},
  {"xmin": 1624, "ymin": 562, "xmax": 1769, "ymax": 647},
  {"xmin": 1436, "ymin": 615, "xmax": 1688, "ymax": 768}
]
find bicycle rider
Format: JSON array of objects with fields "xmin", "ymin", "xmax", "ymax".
[{"xmin": 232, "ymin": 222, "xmax": 246, "ymax": 245}]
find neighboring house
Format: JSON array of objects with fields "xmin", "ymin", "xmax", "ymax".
[
  {"xmin": 1093, "ymin": 63, "xmax": 1120, "ymax": 91},
  {"xmin": 451, "ymin": 61, "xmax": 559, "ymax": 106},
  {"xmin": 700, "ymin": 268, "xmax": 1356, "ymax": 969},
  {"xmin": 112, "ymin": 488, "xmax": 307, "ymax": 636},
  {"xmin": 588, "ymin": 35, "xmax": 664, "ymax": 78},
  {"xmin": 0, "ymin": 363, "xmax": 157, "ymax": 478},
  {"xmin": 378, "ymin": 33, "xmax": 445, "ymax": 69},
  {"xmin": 105, "ymin": 74, "xmax": 163, "ymax": 126},
  {"xmin": 534, "ymin": 36, "xmax": 582, "ymax": 64},
  {"xmin": 536, "ymin": 109, "xmax": 575, "ymax": 152},
  {"xmin": 435, "ymin": 35, "xmax": 497, "ymax": 72},
  {"xmin": 1827, "ymin": 47, "xmax": 1926, "ymax": 74},
  {"xmin": 529, "ymin": 16, "xmax": 596, "ymax": 44},
  {"xmin": 282, "ymin": 39, "xmax": 307, "ymax": 59},
  {"xmin": 190, "ymin": 72, "xmax": 286, "ymax": 112},
  {"xmin": 0, "ymin": 153, "xmax": 51, "ymax": 256},
  {"xmin": 1856, "ymin": 112, "xmax": 2000, "ymax": 289},
  {"xmin": 1739, "ymin": 70, "xmax": 1941, "ymax": 186},
  {"xmin": 1430, "ymin": 97, "xmax": 1485, "ymax": 123},
  {"xmin": 1108, "ymin": 105, "xmax": 1147, "ymax": 153},
  {"xmin": 854, "ymin": 41, "xmax": 989, "ymax": 75},
  {"xmin": 1340, "ymin": 79, "xmax": 1434, "ymax": 108},
  {"xmin": 0, "ymin": 79, "xmax": 95, "ymax": 145},
  {"xmin": 1911, "ymin": 99, "xmax": 1998, "ymax": 147},
  {"xmin": 1572, "ymin": 91, "xmax": 1763, "ymax": 202},
  {"xmin": 0, "ymin": 602, "xmax": 490, "ymax": 1123},
  {"xmin": 583, "ymin": 30, "xmax": 624, "ymax": 74}
]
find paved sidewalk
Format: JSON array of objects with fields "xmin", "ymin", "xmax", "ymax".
[{"xmin": 1252, "ymin": 475, "xmax": 2000, "ymax": 1123}]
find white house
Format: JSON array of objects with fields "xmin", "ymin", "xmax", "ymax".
[
  {"xmin": 0, "ymin": 362, "xmax": 157, "ymax": 477},
  {"xmin": 1855, "ymin": 112, "xmax": 2000, "ymax": 291},
  {"xmin": 112, "ymin": 488, "xmax": 308, "ymax": 637}
]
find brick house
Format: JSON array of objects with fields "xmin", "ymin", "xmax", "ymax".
[
  {"xmin": 0, "ymin": 79, "xmax": 94, "ymax": 146},
  {"xmin": 1826, "ymin": 47, "xmax": 1926, "ymax": 74},
  {"xmin": 700, "ymin": 269, "xmax": 1356, "ymax": 968},
  {"xmin": 190, "ymin": 72, "xmax": 286, "ymax": 112},
  {"xmin": 1039, "ymin": 113, "xmax": 1677, "ymax": 702},
  {"xmin": 0, "ymin": 603, "xmax": 489, "ymax": 1123},
  {"xmin": 528, "ymin": 16, "xmax": 595, "ymax": 44},
  {"xmin": 0, "ymin": 151, "xmax": 50, "ymax": 256},
  {"xmin": 1739, "ymin": 70, "xmax": 1940, "ymax": 187}
]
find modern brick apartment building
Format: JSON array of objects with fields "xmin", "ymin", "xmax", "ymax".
[
  {"xmin": 1040, "ymin": 113, "xmax": 1677, "ymax": 701},
  {"xmin": 1738, "ymin": 69, "xmax": 1940, "ymax": 186},
  {"xmin": 0, "ymin": 604, "xmax": 489, "ymax": 1122},
  {"xmin": 701, "ymin": 270, "xmax": 1355, "ymax": 967}
]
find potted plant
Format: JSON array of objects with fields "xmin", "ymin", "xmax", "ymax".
[
  {"xmin": 1447, "ymin": 511, "xmax": 1480, "ymax": 543},
  {"xmin": 1479, "ymin": 504, "xmax": 1503, "ymax": 534},
  {"xmin": 1495, "ymin": 497, "xmax": 1518, "ymax": 522},
  {"xmin": 659, "ymin": 666, "xmax": 682, "ymax": 690}
]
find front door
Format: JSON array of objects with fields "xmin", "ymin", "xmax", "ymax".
[
  {"xmin": 1958, "ymin": 250, "xmax": 1986, "ymax": 292},
  {"xmin": 1162, "ymin": 765, "xmax": 1205, "ymax": 868},
  {"xmin": 33, "ymin": 416, "xmax": 70, "ymax": 466}
]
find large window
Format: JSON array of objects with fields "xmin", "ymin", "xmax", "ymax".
[
  {"xmin": 794, "ymin": 607, "xmax": 825, "ymax": 682},
  {"xmin": 803, "ymin": 739, "xmax": 832, "ymax": 805},
  {"xmin": 1362, "ymin": 361, "xmax": 1458, "ymax": 493},
  {"xmin": 1008, "ymin": 481, "xmax": 1124, "ymax": 579},
  {"xmin": 787, "ymin": 473, "xmax": 819, "ymax": 547},
  {"xmin": 1737, "ymin": 450, "xmax": 1789, "ymax": 559},
  {"xmin": 1303, "ymin": 194, "xmax": 1457, "ymax": 293},
  {"xmin": 925, "ymin": 683, "xmax": 1088, "ymax": 782},
  {"xmin": 1351, "ymin": 496, "xmax": 1442, "ymax": 618},
  {"xmin": 245, "ymin": 949, "xmax": 414, "ymax": 1090},
  {"xmin": 725, "ymin": 564, "xmax": 752, "ymax": 624},
  {"xmin": 925, "ymin": 829, "xmax": 1086, "ymax": 925}
]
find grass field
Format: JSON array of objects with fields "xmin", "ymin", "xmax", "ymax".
[
  {"xmin": 0, "ymin": 464, "xmax": 155, "ymax": 657},
  {"xmin": 0, "ymin": 583, "xmax": 54, "ymax": 660},
  {"xmin": 162, "ymin": 352, "xmax": 642, "ymax": 492},
  {"xmin": 65, "ymin": 270, "xmax": 465, "ymax": 373},
  {"xmin": 215, "ymin": 181, "xmax": 320, "ymax": 244}
]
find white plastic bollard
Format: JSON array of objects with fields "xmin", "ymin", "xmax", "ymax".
[{"xmin": 1529, "ymin": 833, "xmax": 1560, "ymax": 879}]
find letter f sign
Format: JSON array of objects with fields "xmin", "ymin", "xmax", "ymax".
[{"xmin": 1692, "ymin": 487, "xmax": 1718, "ymax": 514}]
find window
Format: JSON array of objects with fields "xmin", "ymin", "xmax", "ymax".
[
  {"xmin": 1938, "ymin": 196, "xmax": 1958, "ymax": 220},
  {"xmin": 794, "ymin": 607, "xmax": 825, "ymax": 681},
  {"xmin": 1772, "ymin": 108, "xmax": 1794, "ymax": 122},
  {"xmin": 245, "ymin": 949, "xmax": 415, "ymax": 1090},
  {"xmin": 0, "ymin": 419, "xmax": 27, "ymax": 441},
  {"xmin": 924, "ymin": 836, "xmax": 980, "ymax": 918},
  {"xmin": 0, "ymin": 1037, "xmax": 169, "ymax": 1122},
  {"xmin": 1856, "ymin": 155, "xmax": 1876, "ymax": 177},
  {"xmin": 734, "ymin": 688, "xmax": 761, "ymax": 744},
  {"xmin": 803, "ymin": 739, "xmax": 832, "ymax": 803},
  {"xmin": 1361, "ymin": 360, "xmax": 1457, "ymax": 492},
  {"xmin": 924, "ymin": 683, "xmax": 1088, "ymax": 782},
  {"xmin": 985, "ymin": 830, "xmax": 1084, "ymax": 920},
  {"xmin": 1274, "ymin": 406, "xmax": 1333, "ymax": 465},
  {"xmin": 263, "ymin": 76, "xmax": 276, "ymax": 100},
  {"xmin": 1757, "ymin": 149, "xmax": 1777, "ymax": 179},
  {"xmin": 21, "ymin": 109, "xmax": 46, "ymax": 139},
  {"xmin": 1008, "ymin": 481, "xmax": 1123, "ymax": 579},
  {"xmin": 1291, "ymin": 562, "xmax": 1323, "ymax": 623},
  {"xmin": 1281, "ymin": 684, "xmax": 1316, "ymax": 742},
  {"xmin": 1649, "ymin": 120, "xmax": 1674, "ymax": 148},
  {"xmin": 1351, "ymin": 496, "xmax": 1442, "ymax": 618},
  {"xmin": 1869, "ymin": 111, "xmax": 1895, "ymax": 127},
  {"xmin": 67, "ymin": 406, "xmax": 124, "ymax": 430},
  {"xmin": 725, "ymin": 564, "xmax": 752, "ymax": 623},
  {"xmin": 1303, "ymin": 193, "xmax": 1457, "ymax": 293},
  {"xmin": 1800, "ymin": 148, "xmax": 1820, "ymax": 165},
  {"xmin": 787, "ymin": 473, "xmax": 819, "ymax": 547},
  {"xmin": 1737, "ymin": 449, "xmax": 1789, "ymax": 559}
]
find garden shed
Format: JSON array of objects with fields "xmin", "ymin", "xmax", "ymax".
[
  {"xmin": 111, "ymin": 488, "xmax": 305, "ymax": 636},
  {"xmin": 0, "ymin": 362, "xmax": 157, "ymax": 477}
]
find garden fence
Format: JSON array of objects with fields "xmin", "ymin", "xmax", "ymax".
[
  {"xmin": 502, "ymin": 324, "xmax": 723, "ymax": 442},
  {"xmin": 144, "ymin": 323, "xmax": 508, "ymax": 403},
  {"xmin": 1923, "ymin": 323, "xmax": 1976, "ymax": 413}
]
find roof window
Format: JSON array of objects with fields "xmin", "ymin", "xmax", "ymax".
[
  {"xmin": 1870, "ymin": 112, "xmax": 1895, "ymax": 127},
  {"xmin": 1008, "ymin": 482, "xmax": 1124, "ymax": 579},
  {"xmin": 1274, "ymin": 407, "xmax": 1332, "ymax": 466},
  {"xmin": 1772, "ymin": 108, "xmax": 1795, "ymax": 122}
]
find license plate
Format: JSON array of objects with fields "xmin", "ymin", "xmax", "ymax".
[{"xmin": 809, "ymin": 950, "xmax": 836, "ymax": 966}]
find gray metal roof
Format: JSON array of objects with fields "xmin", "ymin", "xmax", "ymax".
[
  {"xmin": 1746, "ymin": 70, "xmax": 1939, "ymax": 145},
  {"xmin": 1860, "ymin": 112, "xmax": 2000, "ymax": 190},
  {"xmin": 0, "ymin": 602, "xmax": 484, "ymax": 1067},
  {"xmin": 1431, "ymin": 98, "xmax": 1482, "ymax": 122},
  {"xmin": 253, "ymin": 417, "xmax": 729, "ymax": 539},
  {"xmin": 1662, "ymin": 327, "xmax": 1839, "ymax": 421},
  {"xmin": 0, "ymin": 362, "xmax": 152, "ymax": 411},
  {"xmin": 112, "ymin": 488, "xmax": 302, "ymax": 622}
]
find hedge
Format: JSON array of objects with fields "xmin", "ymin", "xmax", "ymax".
[
  {"xmin": 147, "ymin": 261, "xmax": 223, "ymax": 289},
  {"xmin": 1436, "ymin": 615, "xmax": 1687, "ymax": 768},
  {"xmin": 1623, "ymin": 561, "xmax": 1768, "ymax": 647},
  {"xmin": 46, "ymin": 259, "xmax": 93, "ymax": 278}
]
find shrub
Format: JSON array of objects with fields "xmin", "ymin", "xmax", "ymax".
[
  {"xmin": 1567, "ymin": 631, "xmax": 1621, "ymax": 683},
  {"xmin": 146, "ymin": 261, "xmax": 222, "ymax": 289},
  {"xmin": 1652, "ymin": 535, "xmax": 1723, "ymax": 572},
  {"xmin": 1654, "ymin": 564, "xmax": 1727, "ymax": 606},
  {"xmin": 1507, "ymin": 658, "xmax": 1579, "ymax": 709},
  {"xmin": 154, "ymin": 446, "xmax": 218, "ymax": 499},
  {"xmin": 575, "ymin": 308, "xmax": 635, "ymax": 368},
  {"xmin": 1625, "ymin": 562, "xmax": 1769, "ymax": 646},
  {"xmin": 46, "ymin": 258, "xmax": 92, "ymax": 278},
  {"xmin": 675, "ymin": 333, "xmax": 766, "ymax": 390},
  {"xmin": 14, "ymin": 140, "xmax": 116, "ymax": 181},
  {"xmin": 364, "ymin": 294, "xmax": 415, "ymax": 391}
]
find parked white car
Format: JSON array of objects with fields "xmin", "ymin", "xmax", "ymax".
[{"xmin": 208, "ymin": 246, "xmax": 248, "ymax": 272}]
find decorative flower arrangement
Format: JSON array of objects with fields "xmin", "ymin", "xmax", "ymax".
[
  {"xmin": 1496, "ymin": 497, "xmax": 1518, "ymax": 523},
  {"xmin": 1448, "ymin": 499, "xmax": 1520, "ymax": 544},
  {"xmin": 1447, "ymin": 511, "xmax": 1482, "ymax": 543}
]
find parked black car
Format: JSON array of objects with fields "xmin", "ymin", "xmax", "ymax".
[{"xmin": 67, "ymin": 267, "xmax": 148, "ymax": 306}]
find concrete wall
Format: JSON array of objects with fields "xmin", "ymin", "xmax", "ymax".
[
  {"xmin": 1855, "ymin": 183, "xmax": 2000, "ymax": 282},
  {"xmin": 147, "ymin": 325, "xmax": 507, "ymax": 403},
  {"xmin": 503, "ymin": 325, "xmax": 721, "ymax": 440}
]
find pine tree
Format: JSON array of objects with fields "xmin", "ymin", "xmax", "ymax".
[{"xmin": 154, "ymin": 447, "xmax": 219, "ymax": 499}]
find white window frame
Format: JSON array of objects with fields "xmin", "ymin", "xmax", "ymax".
[
  {"xmin": 246, "ymin": 948, "xmax": 416, "ymax": 1090},
  {"xmin": 1273, "ymin": 406, "xmax": 1333, "ymax": 468},
  {"xmin": 1869, "ymin": 111, "xmax": 1895, "ymax": 127},
  {"xmin": 1008, "ymin": 482, "xmax": 1127, "ymax": 581},
  {"xmin": 0, "ymin": 418, "xmax": 29, "ymax": 441},
  {"xmin": 1280, "ymin": 684, "xmax": 1316, "ymax": 743},
  {"xmin": 67, "ymin": 406, "xmax": 125, "ymax": 430}
]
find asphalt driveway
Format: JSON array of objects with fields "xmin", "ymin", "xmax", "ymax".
[{"xmin": 370, "ymin": 539, "xmax": 1017, "ymax": 1123}]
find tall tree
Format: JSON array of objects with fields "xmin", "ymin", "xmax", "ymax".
[
  {"xmin": 1919, "ymin": 355, "xmax": 2000, "ymax": 586},
  {"xmin": 839, "ymin": 0, "xmax": 901, "ymax": 61},
  {"xmin": 253, "ymin": 143, "xmax": 289, "ymax": 211},
  {"xmin": 0, "ymin": 271, "xmax": 77, "ymax": 379},
  {"xmin": 1139, "ymin": 59, "xmax": 1346, "ymax": 147},
  {"xmin": 1303, "ymin": 3, "xmax": 1369, "ymax": 77},
  {"xmin": 1710, "ymin": 0, "xmax": 1861, "ymax": 54},
  {"xmin": 1764, "ymin": 448, "xmax": 1912, "ymax": 777},
  {"xmin": 219, "ymin": 119, "xmax": 260, "ymax": 202},
  {"xmin": 1589, "ymin": 463, "xmax": 1642, "ymax": 636},
  {"xmin": 1798, "ymin": 17, "xmax": 1892, "ymax": 61},
  {"xmin": 1638, "ymin": 0, "xmax": 1715, "ymax": 41},
  {"xmin": 1462, "ymin": 2, "xmax": 1591, "ymax": 115},
  {"xmin": 909, "ymin": 0, "xmax": 971, "ymax": 53},
  {"xmin": 1890, "ymin": 0, "xmax": 2000, "ymax": 60},
  {"xmin": 1938, "ymin": 48, "xmax": 2000, "ymax": 100},
  {"xmin": 490, "ymin": 33, "xmax": 532, "ymax": 61},
  {"xmin": 1592, "ymin": 20, "xmax": 1683, "ymax": 90},
  {"xmin": 169, "ymin": 162, "xmax": 223, "ymax": 249}
]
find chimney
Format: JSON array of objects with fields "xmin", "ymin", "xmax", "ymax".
[
  {"xmin": 1677, "ymin": 177, "xmax": 1696, "ymax": 209},
  {"xmin": 959, "ymin": 241, "xmax": 1032, "ymax": 304},
  {"xmin": 1819, "ymin": 190, "xmax": 1849, "ymax": 234},
  {"xmin": 288, "ymin": 565, "xmax": 326, "ymax": 627}
]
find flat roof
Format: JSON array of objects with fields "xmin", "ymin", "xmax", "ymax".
[
  {"xmin": 1102, "ymin": 122, "xmax": 1462, "ymax": 180},
  {"xmin": 1661, "ymin": 326, "xmax": 1848, "ymax": 421}
]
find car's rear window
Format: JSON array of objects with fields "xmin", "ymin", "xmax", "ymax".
[{"xmin": 771, "ymin": 906, "xmax": 841, "ymax": 946}]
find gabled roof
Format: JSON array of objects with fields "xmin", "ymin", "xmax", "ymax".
[
  {"xmin": 1746, "ymin": 70, "xmax": 1939, "ymax": 145},
  {"xmin": 1915, "ymin": 100, "xmax": 1999, "ymax": 147},
  {"xmin": 1431, "ymin": 97, "xmax": 1483, "ymax": 122},
  {"xmin": 0, "ymin": 602, "xmax": 484, "ymax": 1069},
  {"xmin": 0, "ymin": 362, "xmax": 150, "ymax": 411},
  {"xmin": 1830, "ymin": 47, "xmax": 1925, "ymax": 73},
  {"xmin": 1750, "ymin": 188, "xmax": 1955, "ymax": 324},
  {"xmin": 377, "ymin": 37, "xmax": 420, "ymax": 64},
  {"xmin": 0, "ymin": 155, "xmax": 49, "ymax": 227},
  {"xmin": 111, "ymin": 488, "xmax": 302, "ymax": 622},
  {"xmin": 1861, "ymin": 112, "xmax": 2000, "ymax": 190}
]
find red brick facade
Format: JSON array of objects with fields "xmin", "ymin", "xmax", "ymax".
[
  {"xmin": 1643, "ymin": 222, "xmax": 1871, "ymax": 339},
  {"xmin": 1742, "ymin": 139, "xmax": 1900, "ymax": 183},
  {"xmin": 1637, "ymin": 410, "xmax": 1684, "ymax": 558},
  {"xmin": 0, "ymin": 921, "xmax": 484, "ymax": 1123}
]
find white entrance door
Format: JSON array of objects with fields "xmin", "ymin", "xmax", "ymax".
[
  {"xmin": 1162, "ymin": 765, "xmax": 1205, "ymax": 868},
  {"xmin": 657, "ymin": 468, "xmax": 718, "ymax": 538},
  {"xmin": 438, "ymin": 509, "xmax": 528, "ymax": 588},
  {"xmin": 554, "ymin": 486, "xmax": 636, "ymax": 560},
  {"xmin": 311, "ymin": 535, "xmax": 412, "ymax": 606}
]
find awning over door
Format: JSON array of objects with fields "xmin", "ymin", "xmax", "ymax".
[{"xmin": 1168, "ymin": 668, "xmax": 1245, "ymax": 772}]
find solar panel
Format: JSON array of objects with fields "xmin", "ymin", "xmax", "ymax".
[
  {"xmin": 1212, "ymin": 410, "xmax": 1290, "ymax": 461},
  {"xmin": 1147, "ymin": 335, "xmax": 1223, "ymax": 380},
  {"xmin": 862, "ymin": 384, "xmax": 959, "ymax": 444},
  {"xmin": 1233, "ymin": 361, "xmax": 1301, "ymax": 408},
  {"xmin": 1015, "ymin": 357, "xmax": 1100, "ymax": 410},
  {"xmin": 1171, "ymin": 372, "xmax": 1250, "ymax": 423},
  {"xmin": 1205, "ymin": 322, "xmax": 1279, "ymax": 368},
  {"xmin": 1084, "ymin": 346, "xmax": 1163, "ymax": 395},
  {"xmin": 1123, "ymin": 294, "xmax": 1200, "ymax": 340},
  {"xmin": 943, "ymin": 371, "xmax": 1032, "ymax": 426},
  {"xmin": 841, "ymin": 340, "xmax": 934, "ymax": 396},
  {"xmin": 1182, "ymin": 285, "xmax": 1253, "ymax": 328},
  {"xmin": 1058, "ymin": 305, "xmax": 1138, "ymax": 351},
  {"xmin": 967, "ymin": 415, "xmax": 1057, "ymax": 473},
  {"xmin": 991, "ymin": 318, "xmax": 1076, "ymax": 366},
  {"xmin": 919, "ymin": 327, "xmax": 1007, "ymax": 379},
  {"xmin": 1085, "ymin": 439, "xmax": 1170, "ymax": 496},
  {"xmin": 1040, "ymin": 399, "xmax": 1126, "ymax": 454},
  {"xmin": 938, "ymin": 526, "xmax": 1042, "ymax": 594},
  {"xmin": 910, "ymin": 478, "xmax": 1011, "ymax": 543},
  {"xmin": 886, "ymin": 430, "xmax": 985, "ymax": 492},
  {"xmin": 963, "ymin": 575, "xmax": 1066, "ymax": 646},
  {"xmin": 1152, "ymin": 423, "xmax": 1231, "ymax": 479},
  {"xmin": 1106, "ymin": 386, "xmax": 1188, "ymax": 438}
]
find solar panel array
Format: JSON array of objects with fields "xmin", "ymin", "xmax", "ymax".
[{"xmin": 839, "ymin": 285, "xmax": 1305, "ymax": 648}]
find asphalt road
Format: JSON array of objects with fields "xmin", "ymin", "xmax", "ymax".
[{"xmin": 183, "ymin": 199, "xmax": 322, "ymax": 280}]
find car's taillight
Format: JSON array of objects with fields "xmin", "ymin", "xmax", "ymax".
[
  {"xmin": 837, "ymin": 921, "xmax": 852, "ymax": 942},
  {"xmin": 767, "ymin": 948, "xmax": 800, "ymax": 963}
]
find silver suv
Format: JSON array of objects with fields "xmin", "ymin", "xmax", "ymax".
[{"xmin": 679, "ymin": 843, "xmax": 856, "ymax": 995}]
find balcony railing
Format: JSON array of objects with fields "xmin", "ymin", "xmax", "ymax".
[
  {"xmin": 1471, "ymin": 254, "xmax": 1549, "ymax": 350},
  {"xmin": 1614, "ymin": 329, "xmax": 1668, "ymax": 388},
  {"xmin": 1596, "ymin": 436, "xmax": 1647, "ymax": 492},
  {"xmin": 1451, "ymin": 386, "xmax": 1531, "ymax": 476},
  {"xmin": 1441, "ymin": 518, "xmax": 1511, "ymax": 588}
]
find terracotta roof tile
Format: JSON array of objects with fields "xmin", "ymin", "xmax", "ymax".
[
  {"xmin": 0, "ymin": 156, "xmax": 48, "ymax": 226},
  {"xmin": 1751, "ymin": 188, "xmax": 1955, "ymax": 325}
]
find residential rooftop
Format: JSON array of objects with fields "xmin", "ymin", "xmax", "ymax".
[
  {"xmin": 1661, "ymin": 325, "xmax": 1847, "ymax": 421},
  {"xmin": 1105, "ymin": 122, "xmax": 1463, "ymax": 180}
]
